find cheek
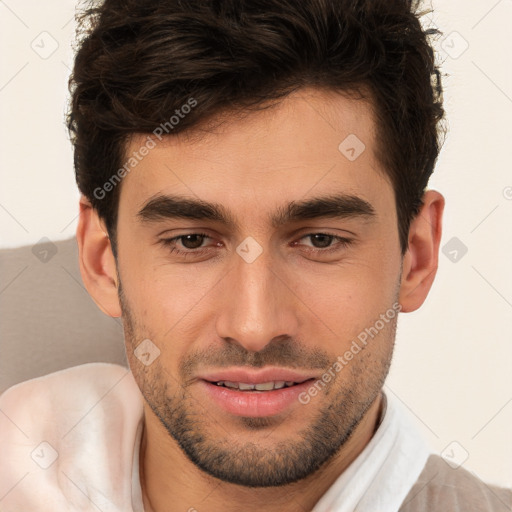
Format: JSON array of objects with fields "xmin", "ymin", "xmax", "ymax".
[
  {"xmin": 294, "ymin": 247, "xmax": 400, "ymax": 334},
  {"xmin": 118, "ymin": 233, "xmax": 210, "ymax": 310},
  {"xmin": 119, "ymin": 258, "xmax": 223, "ymax": 354},
  {"xmin": 288, "ymin": 245, "xmax": 400, "ymax": 357}
]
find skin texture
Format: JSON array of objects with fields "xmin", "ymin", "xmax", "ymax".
[{"xmin": 76, "ymin": 87, "xmax": 444, "ymax": 512}]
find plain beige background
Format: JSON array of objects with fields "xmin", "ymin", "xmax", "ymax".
[{"xmin": 0, "ymin": 0, "xmax": 511, "ymax": 487}]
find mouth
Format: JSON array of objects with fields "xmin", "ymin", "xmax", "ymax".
[
  {"xmin": 211, "ymin": 380, "xmax": 307, "ymax": 391},
  {"xmin": 197, "ymin": 369, "xmax": 318, "ymax": 417}
]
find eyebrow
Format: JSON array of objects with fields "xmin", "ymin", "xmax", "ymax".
[{"xmin": 137, "ymin": 193, "xmax": 376, "ymax": 230}]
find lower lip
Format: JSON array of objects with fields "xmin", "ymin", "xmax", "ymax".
[{"xmin": 200, "ymin": 379, "xmax": 314, "ymax": 417}]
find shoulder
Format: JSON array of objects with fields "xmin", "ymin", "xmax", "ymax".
[
  {"xmin": 0, "ymin": 361, "xmax": 143, "ymax": 441},
  {"xmin": 0, "ymin": 362, "xmax": 140, "ymax": 425},
  {"xmin": 0, "ymin": 363, "xmax": 144, "ymax": 511},
  {"xmin": 399, "ymin": 454, "xmax": 512, "ymax": 512}
]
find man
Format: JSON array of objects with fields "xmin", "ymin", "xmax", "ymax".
[{"xmin": 0, "ymin": 0, "xmax": 510, "ymax": 510}]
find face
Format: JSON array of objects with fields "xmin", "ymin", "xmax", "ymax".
[{"xmin": 116, "ymin": 87, "xmax": 403, "ymax": 487}]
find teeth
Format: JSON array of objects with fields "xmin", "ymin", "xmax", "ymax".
[
  {"xmin": 215, "ymin": 380, "xmax": 297, "ymax": 390},
  {"xmin": 255, "ymin": 382, "xmax": 275, "ymax": 391}
]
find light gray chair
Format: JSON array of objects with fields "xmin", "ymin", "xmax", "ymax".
[{"xmin": 0, "ymin": 237, "xmax": 127, "ymax": 394}]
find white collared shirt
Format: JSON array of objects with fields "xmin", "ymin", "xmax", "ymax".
[{"xmin": 312, "ymin": 391, "xmax": 431, "ymax": 512}]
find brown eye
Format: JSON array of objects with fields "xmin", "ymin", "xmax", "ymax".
[
  {"xmin": 297, "ymin": 233, "xmax": 352, "ymax": 252},
  {"xmin": 307, "ymin": 234, "xmax": 335, "ymax": 249},
  {"xmin": 160, "ymin": 232, "xmax": 213, "ymax": 258},
  {"xmin": 179, "ymin": 234, "xmax": 207, "ymax": 249}
]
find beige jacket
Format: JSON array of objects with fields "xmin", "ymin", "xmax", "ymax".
[{"xmin": 399, "ymin": 454, "xmax": 512, "ymax": 511}]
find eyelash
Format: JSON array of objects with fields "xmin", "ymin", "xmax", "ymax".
[{"xmin": 159, "ymin": 232, "xmax": 353, "ymax": 258}]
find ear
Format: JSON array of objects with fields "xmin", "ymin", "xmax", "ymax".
[
  {"xmin": 76, "ymin": 196, "xmax": 122, "ymax": 318},
  {"xmin": 399, "ymin": 190, "xmax": 445, "ymax": 313}
]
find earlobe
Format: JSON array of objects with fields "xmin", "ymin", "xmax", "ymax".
[
  {"xmin": 398, "ymin": 190, "xmax": 445, "ymax": 313},
  {"xmin": 76, "ymin": 196, "xmax": 122, "ymax": 318}
]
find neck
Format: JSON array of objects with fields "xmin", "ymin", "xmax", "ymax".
[{"xmin": 140, "ymin": 393, "xmax": 384, "ymax": 512}]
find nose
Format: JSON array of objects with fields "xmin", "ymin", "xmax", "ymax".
[{"xmin": 215, "ymin": 247, "xmax": 301, "ymax": 353}]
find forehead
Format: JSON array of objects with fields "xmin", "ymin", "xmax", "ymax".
[{"xmin": 118, "ymin": 87, "xmax": 392, "ymax": 222}]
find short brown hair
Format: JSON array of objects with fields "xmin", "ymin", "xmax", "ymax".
[{"xmin": 67, "ymin": 0, "xmax": 444, "ymax": 256}]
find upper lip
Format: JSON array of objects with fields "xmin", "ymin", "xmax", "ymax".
[{"xmin": 198, "ymin": 367, "xmax": 318, "ymax": 385}]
